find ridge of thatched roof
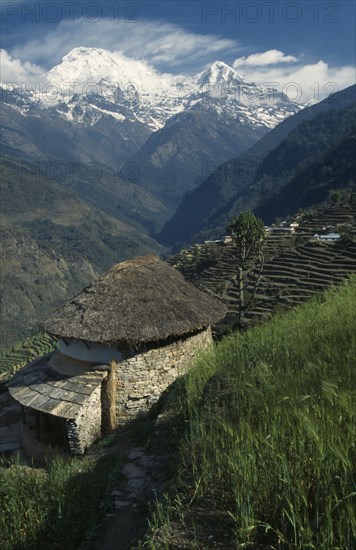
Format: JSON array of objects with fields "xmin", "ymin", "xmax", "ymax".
[{"xmin": 43, "ymin": 254, "xmax": 227, "ymax": 345}]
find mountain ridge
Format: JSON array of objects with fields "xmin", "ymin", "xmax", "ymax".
[
  {"xmin": 1, "ymin": 46, "xmax": 303, "ymax": 219},
  {"xmin": 158, "ymin": 84, "xmax": 356, "ymax": 246},
  {"xmin": 8, "ymin": 46, "xmax": 301, "ymax": 131}
]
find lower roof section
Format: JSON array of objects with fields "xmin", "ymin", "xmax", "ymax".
[{"xmin": 9, "ymin": 351, "xmax": 107, "ymax": 419}]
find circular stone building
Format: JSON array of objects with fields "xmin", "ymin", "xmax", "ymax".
[{"xmin": 9, "ymin": 254, "xmax": 227, "ymax": 455}]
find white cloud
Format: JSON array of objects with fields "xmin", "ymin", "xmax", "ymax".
[
  {"xmin": 0, "ymin": 49, "xmax": 46, "ymax": 85},
  {"xmin": 3, "ymin": 23, "xmax": 354, "ymax": 105},
  {"xmin": 232, "ymin": 50, "xmax": 355, "ymax": 103},
  {"xmin": 233, "ymin": 50, "xmax": 298, "ymax": 68},
  {"xmin": 10, "ymin": 17, "xmax": 239, "ymax": 74}
]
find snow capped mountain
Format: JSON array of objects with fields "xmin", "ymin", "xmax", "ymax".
[
  {"xmin": 1, "ymin": 47, "xmax": 302, "ymax": 131},
  {"xmin": 196, "ymin": 60, "xmax": 245, "ymax": 87},
  {"xmin": 44, "ymin": 47, "xmax": 193, "ymax": 129},
  {"xmin": 47, "ymin": 47, "xmax": 186, "ymax": 99},
  {"xmin": 191, "ymin": 59, "xmax": 299, "ymax": 129}
]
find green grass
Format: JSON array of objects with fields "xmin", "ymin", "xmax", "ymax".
[
  {"xmin": 0, "ymin": 453, "xmax": 123, "ymax": 550},
  {"xmin": 140, "ymin": 278, "xmax": 356, "ymax": 549}
]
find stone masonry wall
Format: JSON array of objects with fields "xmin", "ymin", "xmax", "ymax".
[
  {"xmin": 66, "ymin": 385, "xmax": 102, "ymax": 455},
  {"xmin": 115, "ymin": 328, "xmax": 213, "ymax": 423}
]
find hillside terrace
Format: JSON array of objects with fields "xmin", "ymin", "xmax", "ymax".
[{"xmin": 170, "ymin": 201, "xmax": 356, "ymax": 333}]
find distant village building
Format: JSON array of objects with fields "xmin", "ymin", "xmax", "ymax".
[
  {"xmin": 320, "ymin": 233, "xmax": 341, "ymax": 241},
  {"xmin": 222, "ymin": 235, "xmax": 233, "ymax": 244},
  {"xmin": 271, "ymin": 226, "xmax": 295, "ymax": 234},
  {"xmin": 313, "ymin": 233, "xmax": 341, "ymax": 242},
  {"xmin": 9, "ymin": 255, "xmax": 226, "ymax": 455}
]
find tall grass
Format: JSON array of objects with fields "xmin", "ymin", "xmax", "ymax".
[
  {"xmin": 143, "ymin": 278, "xmax": 356, "ymax": 548},
  {"xmin": 0, "ymin": 453, "xmax": 122, "ymax": 550}
]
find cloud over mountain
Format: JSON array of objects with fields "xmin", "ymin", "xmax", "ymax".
[
  {"xmin": 0, "ymin": 49, "xmax": 45, "ymax": 85},
  {"xmin": 233, "ymin": 51, "xmax": 355, "ymax": 104},
  {"xmin": 2, "ymin": 16, "xmax": 354, "ymax": 105},
  {"xmin": 233, "ymin": 50, "xmax": 298, "ymax": 67},
  {"xmin": 9, "ymin": 17, "xmax": 239, "ymax": 75}
]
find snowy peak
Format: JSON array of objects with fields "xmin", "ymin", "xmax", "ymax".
[
  {"xmin": 58, "ymin": 47, "xmax": 121, "ymax": 81},
  {"xmin": 189, "ymin": 59, "xmax": 301, "ymax": 129},
  {"xmin": 5, "ymin": 46, "xmax": 303, "ymax": 131},
  {"xmin": 48, "ymin": 47, "xmax": 161, "ymax": 93},
  {"xmin": 62, "ymin": 46, "xmax": 104, "ymax": 60},
  {"xmin": 45, "ymin": 47, "xmax": 192, "ymax": 129},
  {"xmin": 197, "ymin": 61, "xmax": 245, "ymax": 87}
]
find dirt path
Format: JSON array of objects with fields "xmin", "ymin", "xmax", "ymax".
[
  {"xmin": 95, "ymin": 506, "xmax": 147, "ymax": 549},
  {"xmin": 93, "ymin": 440, "xmax": 167, "ymax": 550},
  {"xmin": 0, "ymin": 389, "xmax": 169, "ymax": 549}
]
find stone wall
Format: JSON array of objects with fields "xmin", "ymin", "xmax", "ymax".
[
  {"xmin": 63, "ymin": 328, "xmax": 213, "ymax": 451},
  {"xmin": 66, "ymin": 385, "xmax": 102, "ymax": 454},
  {"xmin": 115, "ymin": 328, "xmax": 213, "ymax": 423}
]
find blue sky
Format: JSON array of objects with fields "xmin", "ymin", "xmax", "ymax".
[{"xmin": 1, "ymin": 0, "xmax": 355, "ymax": 102}]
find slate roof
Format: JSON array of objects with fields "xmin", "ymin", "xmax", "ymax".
[{"xmin": 9, "ymin": 352, "xmax": 107, "ymax": 419}]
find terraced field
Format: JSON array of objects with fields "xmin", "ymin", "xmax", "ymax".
[
  {"xmin": 0, "ymin": 332, "xmax": 56, "ymax": 383},
  {"xmin": 243, "ymin": 238, "xmax": 356, "ymax": 324},
  {"xmin": 171, "ymin": 201, "xmax": 356, "ymax": 332},
  {"xmin": 295, "ymin": 203, "xmax": 355, "ymax": 237}
]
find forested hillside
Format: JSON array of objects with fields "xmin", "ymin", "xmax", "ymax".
[
  {"xmin": 255, "ymin": 131, "xmax": 356, "ymax": 222},
  {"xmin": 0, "ymin": 157, "xmax": 165, "ymax": 347},
  {"xmin": 159, "ymin": 85, "xmax": 356, "ymax": 247}
]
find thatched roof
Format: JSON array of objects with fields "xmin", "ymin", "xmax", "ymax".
[
  {"xmin": 9, "ymin": 352, "xmax": 106, "ymax": 419},
  {"xmin": 43, "ymin": 254, "xmax": 227, "ymax": 345}
]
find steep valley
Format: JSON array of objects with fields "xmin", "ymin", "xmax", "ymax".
[
  {"xmin": 0, "ymin": 157, "xmax": 166, "ymax": 347},
  {"xmin": 160, "ymin": 85, "xmax": 356, "ymax": 247}
]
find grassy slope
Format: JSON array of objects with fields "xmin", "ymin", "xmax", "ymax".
[
  {"xmin": 1, "ymin": 281, "xmax": 354, "ymax": 550},
  {"xmin": 0, "ymin": 453, "xmax": 123, "ymax": 550},
  {"xmin": 140, "ymin": 278, "xmax": 356, "ymax": 549}
]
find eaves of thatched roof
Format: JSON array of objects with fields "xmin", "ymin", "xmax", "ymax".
[{"xmin": 43, "ymin": 254, "xmax": 227, "ymax": 345}]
